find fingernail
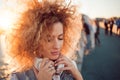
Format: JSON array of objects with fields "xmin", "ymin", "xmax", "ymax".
[
  {"xmin": 55, "ymin": 61, "xmax": 57, "ymax": 63},
  {"xmin": 55, "ymin": 64, "xmax": 57, "ymax": 66}
]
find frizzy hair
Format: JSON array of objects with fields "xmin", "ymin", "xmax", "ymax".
[{"xmin": 6, "ymin": 0, "xmax": 82, "ymax": 72}]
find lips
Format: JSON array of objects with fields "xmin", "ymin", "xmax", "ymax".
[{"xmin": 51, "ymin": 51, "xmax": 60, "ymax": 55}]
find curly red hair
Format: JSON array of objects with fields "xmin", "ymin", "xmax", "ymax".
[{"xmin": 6, "ymin": 0, "xmax": 82, "ymax": 72}]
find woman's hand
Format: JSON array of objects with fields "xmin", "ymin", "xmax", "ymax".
[
  {"xmin": 33, "ymin": 58, "xmax": 56, "ymax": 80},
  {"xmin": 55, "ymin": 56, "xmax": 83, "ymax": 80}
]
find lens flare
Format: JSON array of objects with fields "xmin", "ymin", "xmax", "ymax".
[{"xmin": 0, "ymin": 0, "xmax": 32, "ymax": 34}]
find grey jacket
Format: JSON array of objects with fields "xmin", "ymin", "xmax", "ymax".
[{"xmin": 10, "ymin": 69, "xmax": 75, "ymax": 80}]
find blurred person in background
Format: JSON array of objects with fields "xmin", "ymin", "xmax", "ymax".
[
  {"xmin": 104, "ymin": 19, "xmax": 109, "ymax": 35},
  {"xmin": 115, "ymin": 18, "xmax": 120, "ymax": 37},
  {"xmin": 109, "ymin": 18, "xmax": 114, "ymax": 36},
  {"xmin": 95, "ymin": 20, "xmax": 101, "ymax": 46},
  {"xmin": 82, "ymin": 14, "xmax": 95, "ymax": 55},
  {"xmin": 76, "ymin": 26, "xmax": 87, "ymax": 71}
]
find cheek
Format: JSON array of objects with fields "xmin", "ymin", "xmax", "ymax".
[
  {"xmin": 42, "ymin": 44, "xmax": 51, "ymax": 53},
  {"xmin": 59, "ymin": 40, "xmax": 63, "ymax": 47},
  {"xmin": 40, "ymin": 46, "xmax": 50, "ymax": 57},
  {"xmin": 39, "ymin": 42, "xmax": 51, "ymax": 57}
]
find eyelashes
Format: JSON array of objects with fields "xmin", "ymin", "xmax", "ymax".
[
  {"xmin": 47, "ymin": 37, "xmax": 63, "ymax": 42},
  {"xmin": 47, "ymin": 38, "xmax": 63, "ymax": 42},
  {"xmin": 46, "ymin": 34, "xmax": 63, "ymax": 42},
  {"xmin": 58, "ymin": 37, "xmax": 63, "ymax": 40},
  {"xmin": 58, "ymin": 34, "xmax": 63, "ymax": 40}
]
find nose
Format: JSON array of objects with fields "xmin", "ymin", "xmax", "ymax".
[{"xmin": 53, "ymin": 38, "xmax": 60, "ymax": 49}]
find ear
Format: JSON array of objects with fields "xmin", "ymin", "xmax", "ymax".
[
  {"xmin": 33, "ymin": 51, "xmax": 37, "ymax": 56},
  {"xmin": 39, "ymin": 53, "xmax": 43, "ymax": 58}
]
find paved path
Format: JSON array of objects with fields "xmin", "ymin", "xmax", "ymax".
[{"xmin": 81, "ymin": 28, "xmax": 120, "ymax": 80}]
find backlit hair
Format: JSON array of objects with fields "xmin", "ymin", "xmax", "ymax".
[{"xmin": 6, "ymin": 0, "xmax": 82, "ymax": 72}]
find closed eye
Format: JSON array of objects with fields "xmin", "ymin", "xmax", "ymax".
[{"xmin": 58, "ymin": 34, "xmax": 63, "ymax": 40}]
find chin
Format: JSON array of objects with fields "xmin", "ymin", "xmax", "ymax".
[{"xmin": 50, "ymin": 56, "xmax": 59, "ymax": 61}]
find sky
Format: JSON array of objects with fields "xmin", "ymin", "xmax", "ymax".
[
  {"xmin": 80, "ymin": 0, "xmax": 120, "ymax": 18},
  {"xmin": 0, "ymin": 0, "xmax": 120, "ymax": 18}
]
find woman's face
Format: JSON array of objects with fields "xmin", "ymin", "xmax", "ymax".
[{"xmin": 40, "ymin": 22, "xmax": 63, "ymax": 60}]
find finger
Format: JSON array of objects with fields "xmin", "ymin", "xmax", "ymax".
[
  {"xmin": 55, "ymin": 57, "xmax": 64, "ymax": 63},
  {"xmin": 44, "ymin": 60, "xmax": 54, "ymax": 69},
  {"xmin": 56, "ymin": 56, "xmax": 69, "ymax": 63},
  {"xmin": 33, "ymin": 66, "xmax": 38, "ymax": 77},
  {"xmin": 55, "ymin": 60, "xmax": 68, "ymax": 67},
  {"xmin": 48, "ymin": 66, "xmax": 55, "ymax": 72},
  {"xmin": 51, "ymin": 69, "xmax": 56, "ymax": 75},
  {"xmin": 47, "ymin": 66, "xmax": 56, "ymax": 76},
  {"xmin": 48, "ymin": 68, "xmax": 56, "ymax": 76},
  {"xmin": 40, "ymin": 58, "xmax": 49, "ymax": 68}
]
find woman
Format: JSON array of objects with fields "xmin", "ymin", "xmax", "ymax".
[{"xmin": 7, "ymin": 0, "xmax": 83, "ymax": 80}]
